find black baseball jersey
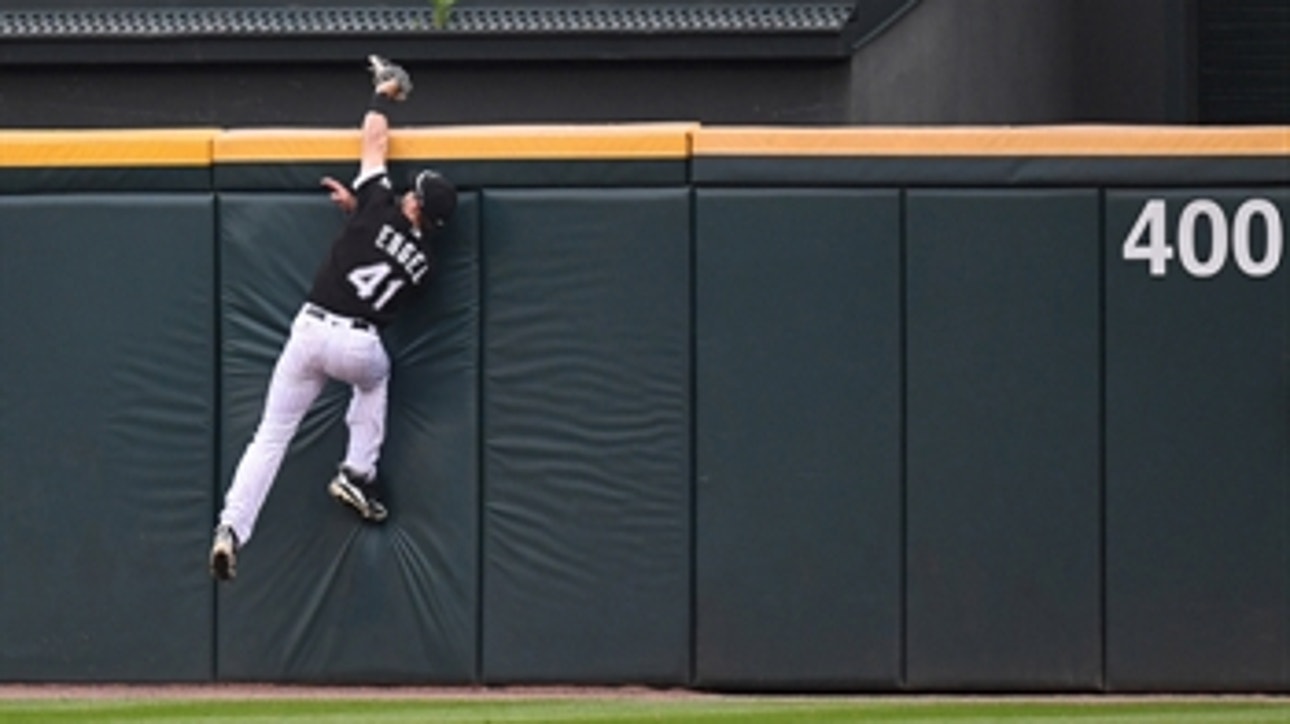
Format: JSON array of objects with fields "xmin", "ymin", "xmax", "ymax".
[{"xmin": 306, "ymin": 170, "xmax": 437, "ymax": 328}]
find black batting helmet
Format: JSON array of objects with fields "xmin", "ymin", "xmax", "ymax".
[{"xmin": 412, "ymin": 169, "xmax": 457, "ymax": 229}]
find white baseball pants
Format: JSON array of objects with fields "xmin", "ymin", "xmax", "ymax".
[{"xmin": 219, "ymin": 305, "xmax": 390, "ymax": 544}]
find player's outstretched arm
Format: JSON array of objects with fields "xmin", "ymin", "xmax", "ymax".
[
  {"xmin": 360, "ymin": 55, "xmax": 413, "ymax": 176},
  {"xmin": 360, "ymin": 83, "xmax": 397, "ymax": 175}
]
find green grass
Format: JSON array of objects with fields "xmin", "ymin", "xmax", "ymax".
[{"xmin": 0, "ymin": 698, "xmax": 1287, "ymax": 724}]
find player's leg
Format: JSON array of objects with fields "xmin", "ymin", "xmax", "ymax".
[
  {"xmin": 218, "ymin": 322, "xmax": 328, "ymax": 545},
  {"xmin": 341, "ymin": 366, "xmax": 388, "ymax": 477},
  {"xmin": 325, "ymin": 332, "xmax": 391, "ymax": 521},
  {"xmin": 328, "ymin": 377, "xmax": 390, "ymax": 522}
]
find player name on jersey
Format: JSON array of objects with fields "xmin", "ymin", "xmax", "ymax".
[{"xmin": 374, "ymin": 223, "xmax": 430, "ymax": 284}]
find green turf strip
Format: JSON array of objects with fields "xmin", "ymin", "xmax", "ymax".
[{"xmin": 0, "ymin": 698, "xmax": 1286, "ymax": 724}]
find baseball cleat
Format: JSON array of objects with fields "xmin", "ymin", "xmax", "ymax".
[
  {"xmin": 209, "ymin": 524, "xmax": 239, "ymax": 582},
  {"xmin": 328, "ymin": 466, "xmax": 389, "ymax": 523}
]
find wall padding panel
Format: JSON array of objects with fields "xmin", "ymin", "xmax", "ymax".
[
  {"xmin": 216, "ymin": 193, "xmax": 480, "ymax": 683},
  {"xmin": 1105, "ymin": 189, "xmax": 1290, "ymax": 692},
  {"xmin": 694, "ymin": 189, "xmax": 903, "ymax": 689},
  {"xmin": 905, "ymin": 189, "xmax": 1102, "ymax": 690},
  {"xmin": 481, "ymin": 188, "xmax": 691, "ymax": 684},
  {"xmin": 0, "ymin": 195, "xmax": 215, "ymax": 681}
]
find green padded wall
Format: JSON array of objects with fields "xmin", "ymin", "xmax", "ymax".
[
  {"xmin": 0, "ymin": 195, "xmax": 215, "ymax": 681},
  {"xmin": 480, "ymin": 188, "xmax": 691, "ymax": 684},
  {"xmin": 1, "ymin": 124, "xmax": 1285, "ymax": 692},
  {"xmin": 1105, "ymin": 190, "xmax": 1290, "ymax": 692},
  {"xmin": 905, "ymin": 190, "xmax": 1102, "ymax": 690},
  {"xmin": 215, "ymin": 193, "xmax": 480, "ymax": 682},
  {"xmin": 694, "ymin": 189, "xmax": 902, "ymax": 689}
]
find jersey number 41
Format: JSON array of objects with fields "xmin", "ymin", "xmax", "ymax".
[{"xmin": 348, "ymin": 262, "xmax": 405, "ymax": 311}]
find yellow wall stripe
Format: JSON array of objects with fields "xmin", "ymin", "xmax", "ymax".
[
  {"xmin": 211, "ymin": 129, "xmax": 357, "ymax": 163},
  {"xmin": 0, "ymin": 129, "xmax": 217, "ymax": 167},
  {"xmin": 3, "ymin": 125, "xmax": 1288, "ymax": 167},
  {"xmin": 693, "ymin": 125, "xmax": 1290, "ymax": 157},
  {"xmin": 213, "ymin": 123, "xmax": 698, "ymax": 163}
]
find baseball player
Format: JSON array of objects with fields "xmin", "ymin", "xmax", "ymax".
[{"xmin": 210, "ymin": 55, "xmax": 457, "ymax": 582}]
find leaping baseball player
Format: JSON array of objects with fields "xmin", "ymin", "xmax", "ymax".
[{"xmin": 210, "ymin": 55, "xmax": 458, "ymax": 582}]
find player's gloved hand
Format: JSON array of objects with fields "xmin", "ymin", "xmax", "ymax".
[{"xmin": 368, "ymin": 55, "xmax": 413, "ymax": 101}]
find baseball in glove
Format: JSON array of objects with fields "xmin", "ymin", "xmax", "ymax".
[{"xmin": 368, "ymin": 55, "xmax": 413, "ymax": 101}]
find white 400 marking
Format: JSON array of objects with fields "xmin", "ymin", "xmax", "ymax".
[{"xmin": 1122, "ymin": 198, "xmax": 1283, "ymax": 278}]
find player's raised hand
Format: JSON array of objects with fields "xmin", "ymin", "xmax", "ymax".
[{"xmin": 321, "ymin": 176, "xmax": 357, "ymax": 213}]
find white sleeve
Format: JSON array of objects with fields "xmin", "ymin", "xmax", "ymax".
[{"xmin": 353, "ymin": 165, "xmax": 390, "ymax": 191}]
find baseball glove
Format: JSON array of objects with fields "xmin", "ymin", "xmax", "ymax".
[{"xmin": 368, "ymin": 55, "xmax": 413, "ymax": 101}]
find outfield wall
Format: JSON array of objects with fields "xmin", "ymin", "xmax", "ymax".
[{"xmin": 0, "ymin": 125, "xmax": 1286, "ymax": 692}]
